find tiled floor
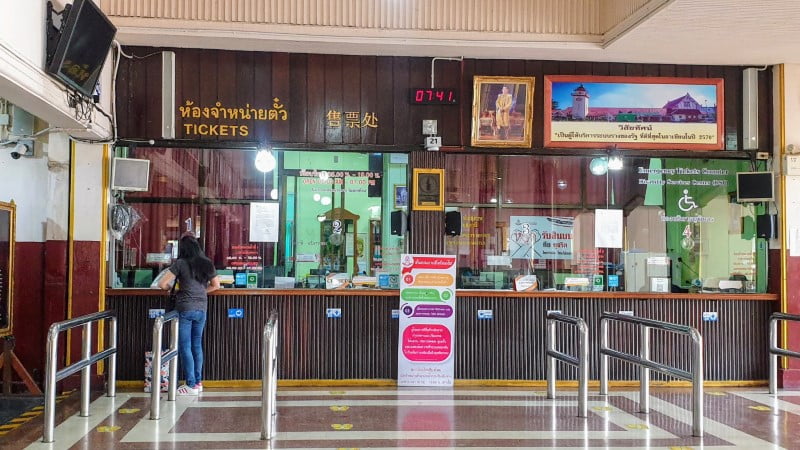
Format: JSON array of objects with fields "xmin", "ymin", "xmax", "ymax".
[{"xmin": 3, "ymin": 386, "xmax": 800, "ymax": 449}]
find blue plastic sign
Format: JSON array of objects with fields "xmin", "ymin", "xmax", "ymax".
[
  {"xmin": 391, "ymin": 309, "xmax": 399, "ymax": 319},
  {"xmin": 608, "ymin": 275, "xmax": 619, "ymax": 287},
  {"xmin": 546, "ymin": 310, "xmax": 562, "ymax": 315},
  {"xmin": 477, "ymin": 310, "xmax": 493, "ymax": 320},
  {"xmin": 702, "ymin": 311, "xmax": 719, "ymax": 322},
  {"xmin": 227, "ymin": 308, "xmax": 245, "ymax": 319},
  {"xmin": 148, "ymin": 309, "xmax": 165, "ymax": 319},
  {"xmin": 326, "ymin": 308, "xmax": 342, "ymax": 319}
]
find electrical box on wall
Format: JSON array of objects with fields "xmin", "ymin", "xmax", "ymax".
[{"xmin": 784, "ymin": 155, "xmax": 800, "ymax": 176}]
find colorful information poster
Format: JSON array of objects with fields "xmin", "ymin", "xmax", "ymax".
[{"xmin": 398, "ymin": 254, "xmax": 457, "ymax": 386}]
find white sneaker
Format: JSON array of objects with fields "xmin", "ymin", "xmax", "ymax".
[
  {"xmin": 176, "ymin": 384, "xmax": 198, "ymax": 395},
  {"xmin": 195, "ymin": 382, "xmax": 203, "ymax": 392}
]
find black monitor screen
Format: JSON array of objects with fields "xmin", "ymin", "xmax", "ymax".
[
  {"xmin": 736, "ymin": 171, "xmax": 774, "ymax": 202},
  {"xmin": 47, "ymin": 0, "xmax": 116, "ymax": 97}
]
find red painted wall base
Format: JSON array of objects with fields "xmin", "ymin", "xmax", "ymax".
[{"xmin": 779, "ymin": 369, "xmax": 800, "ymax": 389}]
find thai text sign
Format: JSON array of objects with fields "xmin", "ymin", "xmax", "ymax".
[
  {"xmin": 544, "ymin": 75, "xmax": 724, "ymax": 150},
  {"xmin": 509, "ymin": 216, "xmax": 574, "ymax": 260},
  {"xmin": 398, "ymin": 254, "xmax": 457, "ymax": 386},
  {"xmin": 179, "ymin": 98, "xmax": 288, "ymax": 137}
]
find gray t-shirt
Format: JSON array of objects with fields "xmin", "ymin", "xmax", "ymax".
[{"xmin": 169, "ymin": 258, "xmax": 217, "ymax": 312}]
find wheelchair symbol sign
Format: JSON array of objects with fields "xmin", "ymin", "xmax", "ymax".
[
  {"xmin": 678, "ymin": 189, "xmax": 698, "ymax": 212},
  {"xmin": 326, "ymin": 308, "xmax": 342, "ymax": 319},
  {"xmin": 227, "ymin": 308, "xmax": 244, "ymax": 318}
]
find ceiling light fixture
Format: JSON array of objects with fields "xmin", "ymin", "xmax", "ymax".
[{"xmin": 254, "ymin": 148, "xmax": 276, "ymax": 173}]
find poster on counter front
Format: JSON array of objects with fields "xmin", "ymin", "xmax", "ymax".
[{"xmin": 398, "ymin": 254, "xmax": 457, "ymax": 386}]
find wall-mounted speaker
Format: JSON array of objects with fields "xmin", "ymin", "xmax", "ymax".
[
  {"xmin": 162, "ymin": 51, "xmax": 176, "ymax": 139},
  {"xmin": 756, "ymin": 214, "xmax": 777, "ymax": 239},
  {"xmin": 390, "ymin": 210, "xmax": 407, "ymax": 236},
  {"xmin": 742, "ymin": 67, "xmax": 759, "ymax": 150},
  {"xmin": 445, "ymin": 211, "xmax": 461, "ymax": 236}
]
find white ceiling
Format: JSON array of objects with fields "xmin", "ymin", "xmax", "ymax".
[{"xmin": 114, "ymin": 0, "xmax": 800, "ymax": 66}]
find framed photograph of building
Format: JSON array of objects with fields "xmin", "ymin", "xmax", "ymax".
[
  {"xmin": 394, "ymin": 185, "xmax": 408, "ymax": 209},
  {"xmin": 471, "ymin": 76, "xmax": 535, "ymax": 148},
  {"xmin": 412, "ymin": 169, "xmax": 444, "ymax": 211},
  {"xmin": 544, "ymin": 75, "xmax": 724, "ymax": 150}
]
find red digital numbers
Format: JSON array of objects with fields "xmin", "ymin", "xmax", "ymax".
[{"xmin": 410, "ymin": 88, "xmax": 457, "ymax": 104}]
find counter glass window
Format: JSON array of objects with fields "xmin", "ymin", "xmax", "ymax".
[
  {"xmin": 111, "ymin": 147, "xmax": 408, "ymax": 289},
  {"xmin": 445, "ymin": 154, "xmax": 769, "ymax": 293}
]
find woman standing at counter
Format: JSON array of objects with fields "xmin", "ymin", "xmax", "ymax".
[{"xmin": 157, "ymin": 233, "xmax": 221, "ymax": 395}]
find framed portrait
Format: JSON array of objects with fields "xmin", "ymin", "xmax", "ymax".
[
  {"xmin": 471, "ymin": 76, "xmax": 535, "ymax": 148},
  {"xmin": 412, "ymin": 169, "xmax": 444, "ymax": 211},
  {"xmin": 544, "ymin": 75, "xmax": 724, "ymax": 150},
  {"xmin": 394, "ymin": 184, "xmax": 408, "ymax": 209}
]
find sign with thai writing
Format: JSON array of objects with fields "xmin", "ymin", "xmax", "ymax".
[
  {"xmin": 249, "ymin": 202, "xmax": 279, "ymax": 243},
  {"xmin": 544, "ymin": 75, "xmax": 724, "ymax": 150},
  {"xmin": 509, "ymin": 216, "xmax": 574, "ymax": 260},
  {"xmin": 398, "ymin": 254, "xmax": 457, "ymax": 387},
  {"xmin": 179, "ymin": 98, "xmax": 287, "ymax": 137}
]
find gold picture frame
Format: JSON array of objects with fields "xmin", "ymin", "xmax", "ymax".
[
  {"xmin": 412, "ymin": 169, "xmax": 444, "ymax": 211},
  {"xmin": 0, "ymin": 200, "xmax": 15, "ymax": 337},
  {"xmin": 471, "ymin": 76, "xmax": 535, "ymax": 148}
]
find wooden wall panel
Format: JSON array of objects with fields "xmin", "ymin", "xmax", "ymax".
[
  {"xmin": 116, "ymin": 47, "xmax": 773, "ymax": 154},
  {"xmin": 360, "ymin": 56, "xmax": 378, "ymax": 145},
  {"xmin": 342, "ymin": 55, "xmax": 361, "ymax": 144},
  {"xmin": 107, "ymin": 293, "xmax": 774, "ymax": 381},
  {"xmin": 271, "ymin": 53, "xmax": 291, "ymax": 142},
  {"xmin": 306, "ymin": 54, "xmax": 326, "ymax": 144},
  {"xmin": 375, "ymin": 57, "xmax": 395, "ymax": 145},
  {"xmin": 324, "ymin": 54, "xmax": 343, "ymax": 144},
  {"xmin": 289, "ymin": 54, "xmax": 308, "ymax": 143},
  {"xmin": 252, "ymin": 52, "xmax": 272, "ymax": 144}
]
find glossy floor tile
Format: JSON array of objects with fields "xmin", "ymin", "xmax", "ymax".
[{"xmin": 2, "ymin": 386, "xmax": 798, "ymax": 449}]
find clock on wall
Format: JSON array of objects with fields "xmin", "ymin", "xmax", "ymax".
[{"xmin": 409, "ymin": 88, "xmax": 458, "ymax": 105}]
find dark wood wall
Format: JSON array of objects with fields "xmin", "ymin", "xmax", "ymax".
[
  {"xmin": 116, "ymin": 48, "xmax": 773, "ymax": 152},
  {"xmin": 108, "ymin": 291, "xmax": 774, "ymax": 381}
]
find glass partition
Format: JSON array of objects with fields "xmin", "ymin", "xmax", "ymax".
[
  {"xmin": 112, "ymin": 147, "xmax": 407, "ymax": 289},
  {"xmin": 445, "ymin": 154, "xmax": 768, "ymax": 293}
]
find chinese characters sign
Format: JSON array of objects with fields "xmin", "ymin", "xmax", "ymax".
[{"xmin": 326, "ymin": 110, "xmax": 379, "ymax": 129}]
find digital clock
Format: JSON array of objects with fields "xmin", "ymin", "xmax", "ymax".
[{"xmin": 409, "ymin": 88, "xmax": 458, "ymax": 105}]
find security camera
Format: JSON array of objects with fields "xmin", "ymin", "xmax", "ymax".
[{"xmin": 9, "ymin": 140, "xmax": 33, "ymax": 159}]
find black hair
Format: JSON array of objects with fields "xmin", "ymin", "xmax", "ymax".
[{"xmin": 178, "ymin": 235, "xmax": 215, "ymax": 283}]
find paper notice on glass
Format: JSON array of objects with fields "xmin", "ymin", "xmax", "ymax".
[
  {"xmin": 249, "ymin": 202, "xmax": 279, "ymax": 242},
  {"xmin": 594, "ymin": 209, "xmax": 623, "ymax": 249},
  {"xmin": 791, "ymin": 227, "xmax": 800, "ymax": 257}
]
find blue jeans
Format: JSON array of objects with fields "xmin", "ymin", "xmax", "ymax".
[{"xmin": 178, "ymin": 310, "xmax": 206, "ymax": 388}]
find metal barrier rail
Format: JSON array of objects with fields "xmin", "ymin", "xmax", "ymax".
[
  {"xmin": 43, "ymin": 310, "xmax": 118, "ymax": 443},
  {"xmin": 261, "ymin": 310, "xmax": 279, "ymax": 440},
  {"xmin": 545, "ymin": 312, "xmax": 589, "ymax": 418},
  {"xmin": 150, "ymin": 310, "xmax": 179, "ymax": 420},
  {"xmin": 769, "ymin": 312, "xmax": 800, "ymax": 394},
  {"xmin": 599, "ymin": 312, "xmax": 704, "ymax": 437}
]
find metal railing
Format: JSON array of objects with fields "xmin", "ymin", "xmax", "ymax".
[
  {"xmin": 599, "ymin": 312, "xmax": 704, "ymax": 437},
  {"xmin": 545, "ymin": 312, "xmax": 589, "ymax": 418},
  {"xmin": 150, "ymin": 310, "xmax": 179, "ymax": 420},
  {"xmin": 43, "ymin": 310, "xmax": 118, "ymax": 443},
  {"xmin": 261, "ymin": 310, "xmax": 279, "ymax": 440},
  {"xmin": 769, "ymin": 312, "xmax": 800, "ymax": 394}
]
